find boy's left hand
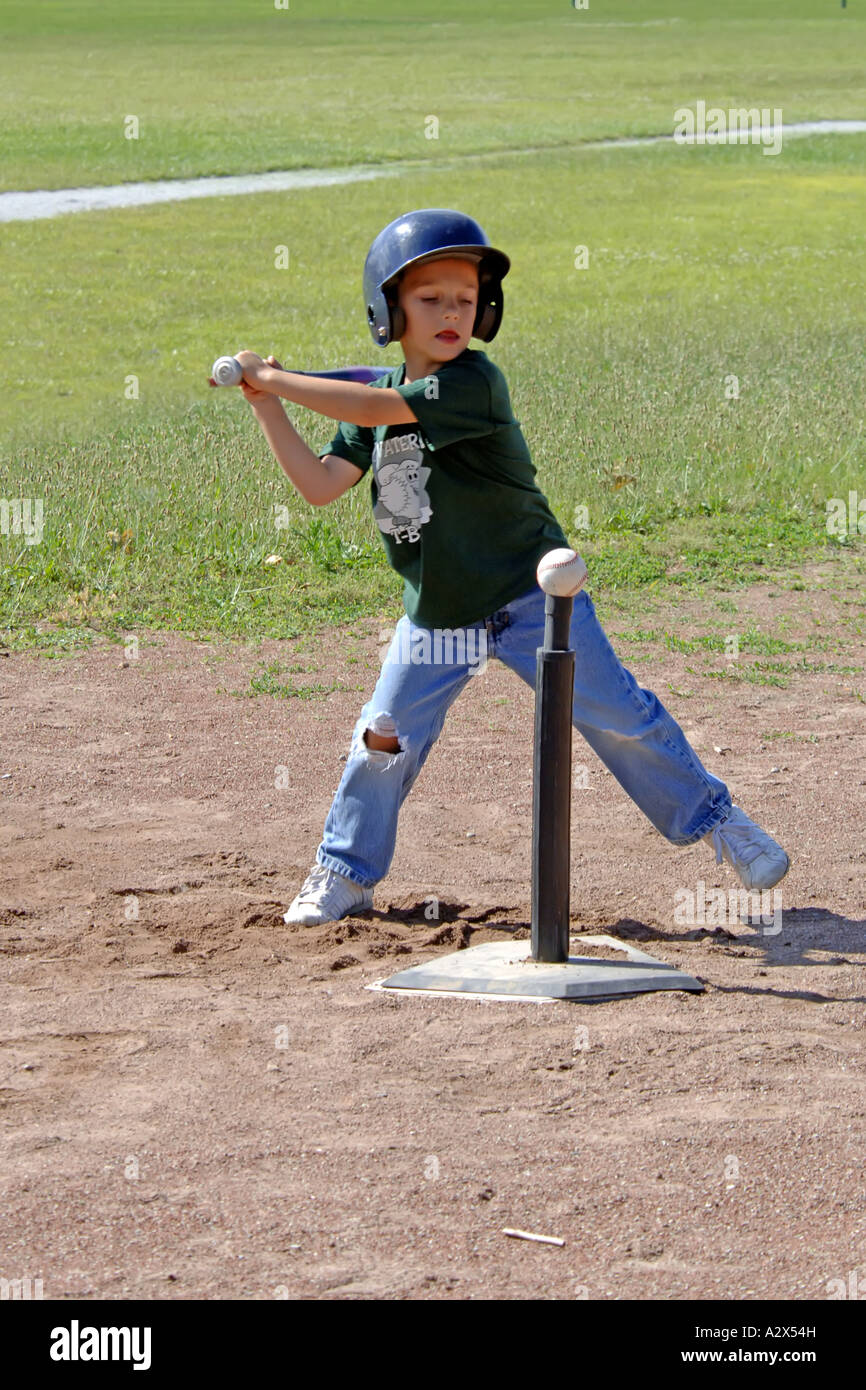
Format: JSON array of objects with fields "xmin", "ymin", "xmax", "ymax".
[
  {"xmin": 235, "ymin": 351, "xmax": 284, "ymax": 403},
  {"xmin": 234, "ymin": 349, "xmax": 267, "ymax": 384}
]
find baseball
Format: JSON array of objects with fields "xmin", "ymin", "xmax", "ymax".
[
  {"xmin": 210, "ymin": 355, "xmax": 243, "ymax": 387},
  {"xmin": 536, "ymin": 547, "xmax": 587, "ymax": 597}
]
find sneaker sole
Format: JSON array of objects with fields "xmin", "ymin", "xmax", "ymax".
[
  {"xmin": 740, "ymin": 853, "xmax": 791, "ymax": 892},
  {"xmin": 283, "ymin": 898, "xmax": 373, "ymax": 927}
]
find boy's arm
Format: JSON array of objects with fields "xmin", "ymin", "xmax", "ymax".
[
  {"xmin": 250, "ymin": 395, "xmax": 363, "ymax": 506},
  {"xmin": 235, "ymin": 351, "xmax": 418, "ymax": 428}
]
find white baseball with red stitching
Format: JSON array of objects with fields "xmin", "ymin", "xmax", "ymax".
[{"xmin": 536, "ymin": 548, "xmax": 588, "ymax": 597}]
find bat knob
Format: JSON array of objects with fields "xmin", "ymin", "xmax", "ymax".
[{"xmin": 211, "ymin": 355, "xmax": 243, "ymax": 387}]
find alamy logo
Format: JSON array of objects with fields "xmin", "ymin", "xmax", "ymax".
[
  {"xmin": 0, "ymin": 497, "xmax": 44, "ymax": 545},
  {"xmin": 826, "ymin": 491, "xmax": 865, "ymax": 538},
  {"xmin": 674, "ymin": 881, "xmax": 782, "ymax": 935},
  {"xmin": 0, "ymin": 1276, "xmax": 44, "ymax": 1299},
  {"xmin": 50, "ymin": 1320, "xmax": 152, "ymax": 1371},
  {"xmin": 674, "ymin": 101, "xmax": 783, "ymax": 156},
  {"xmin": 382, "ymin": 623, "xmax": 488, "ymax": 675},
  {"xmin": 826, "ymin": 1268, "xmax": 866, "ymax": 1300}
]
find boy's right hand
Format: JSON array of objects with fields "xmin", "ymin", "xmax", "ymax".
[{"xmin": 240, "ymin": 354, "xmax": 284, "ymax": 405}]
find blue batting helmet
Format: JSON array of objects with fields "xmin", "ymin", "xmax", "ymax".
[{"xmin": 363, "ymin": 208, "xmax": 510, "ymax": 348}]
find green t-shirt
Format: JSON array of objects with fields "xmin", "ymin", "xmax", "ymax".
[{"xmin": 322, "ymin": 349, "xmax": 568, "ymax": 629}]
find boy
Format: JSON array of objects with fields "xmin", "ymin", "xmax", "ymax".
[{"xmin": 232, "ymin": 208, "xmax": 789, "ymax": 927}]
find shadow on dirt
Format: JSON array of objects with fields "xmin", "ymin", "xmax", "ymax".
[{"xmin": 593, "ymin": 908, "xmax": 865, "ymax": 1005}]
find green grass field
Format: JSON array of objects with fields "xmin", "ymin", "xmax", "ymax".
[
  {"xmin": 2, "ymin": 0, "xmax": 863, "ymax": 192},
  {"xmin": 1, "ymin": 0, "xmax": 864, "ymax": 653}
]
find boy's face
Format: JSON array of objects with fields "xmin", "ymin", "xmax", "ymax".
[{"xmin": 396, "ymin": 257, "xmax": 479, "ymax": 363}]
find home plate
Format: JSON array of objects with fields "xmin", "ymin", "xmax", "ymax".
[{"xmin": 369, "ymin": 934, "xmax": 704, "ymax": 1003}]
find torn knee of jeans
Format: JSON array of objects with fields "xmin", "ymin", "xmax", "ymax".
[
  {"xmin": 351, "ymin": 711, "xmax": 405, "ymax": 765},
  {"xmin": 366, "ymin": 712, "xmax": 399, "ymax": 744}
]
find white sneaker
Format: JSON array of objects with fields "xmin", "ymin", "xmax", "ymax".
[
  {"xmin": 283, "ymin": 863, "xmax": 373, "ymax": 926},
  {"xmin": 705, "ymin": 805, "xmax": 790, "ymax": 891}
]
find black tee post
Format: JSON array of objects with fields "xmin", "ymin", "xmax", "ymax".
[{"xmin": 530, "ymin": 593, "xmax": 576, "ymax": 963}]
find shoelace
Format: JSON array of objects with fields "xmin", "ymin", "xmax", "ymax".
[
  {"xmin": 710, "ymin": 820, "xmax": 764, "ymax": 868},
  {"xmin": 296, "ymin": 864, "xmax": 332, "ymax": 902},
  {"xmin": 297, "ymin": 864, "xmax": 364, "ymax": 910}
]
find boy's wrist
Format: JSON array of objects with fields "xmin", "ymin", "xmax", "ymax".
[
  {"xmin": 263, "ymin": 367, "xmax": 296, "ymax": 396},
  {"xmin": 249, "ymin": 391, "xmax": 284, "ymax": 416}
]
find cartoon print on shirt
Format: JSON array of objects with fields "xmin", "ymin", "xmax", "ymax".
[{"xmin": 372, "ymin": 432, "xmax": 432, "ymax": 544}]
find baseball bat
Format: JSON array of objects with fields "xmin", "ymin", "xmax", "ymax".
[{"xmin": 209, "ymin": 356, "xmax": 390, "ymax": 388}]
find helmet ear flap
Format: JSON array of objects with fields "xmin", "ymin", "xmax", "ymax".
[
  {"xmin": 389, "ymin": 297, "xmax": 406, "ymax": 343},
  {"xmin": 473, "ymin": 283, "xmax": 504, "ymax": 342},
  {"xmin": 366, "ymin": 288, "xmax": 394, "ymax": 346},
  {"xmin": 369, "ymin": 282, "xmax": 403, "ymax": 346}
]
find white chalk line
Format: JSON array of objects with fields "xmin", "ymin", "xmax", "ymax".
[{"xmin": 1, "ymin": 121, "xmax": 864, "ymax": 224}]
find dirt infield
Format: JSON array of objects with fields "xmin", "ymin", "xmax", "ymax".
[{"xmin": 1, "ymin": 564, "xmax": 864, "ymax": 1300}]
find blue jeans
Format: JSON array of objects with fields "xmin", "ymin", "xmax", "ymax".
[{"xmin": 316, "ymin": 585, "xmax": 732, "ymax": 888}]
